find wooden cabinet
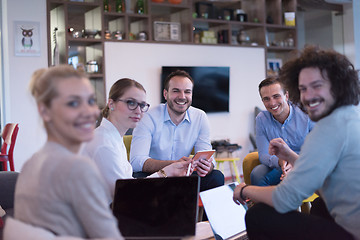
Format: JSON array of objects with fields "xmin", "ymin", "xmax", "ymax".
[
  {"xmin": 47, "ymin": 0, "xmax": 297, "ymax": 105},
  {"xmin": 47, "ymin": 0, "xmax": 106, "ymax": 108}
]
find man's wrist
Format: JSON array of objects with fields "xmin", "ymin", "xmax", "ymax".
[{"xmin": 240, "ymin": 185, "xmax": 249, "ymax": 201}]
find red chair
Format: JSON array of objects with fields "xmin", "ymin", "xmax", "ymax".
[{"xmin": 0, "ymin": 123, "xmax": 19, "ymax": 171}]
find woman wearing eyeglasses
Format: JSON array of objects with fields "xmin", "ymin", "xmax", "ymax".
[{"xmin": 83, "ymin": 78, "xmax": 193, "ymax": 199}]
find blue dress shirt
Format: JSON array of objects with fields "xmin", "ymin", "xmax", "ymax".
[
  {"xmin": 256, "ymin": 102, "xmax": 314, "ymax": 169},
  {"xmin": 130, "ymin": 104, "xmax": 213, "ymax": 172}
]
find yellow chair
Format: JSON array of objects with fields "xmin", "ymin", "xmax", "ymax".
[
  {"xmin": 242, "ymin": 152, "xmax": 260, "ymax": 185},
  {"xmin": 123, "ymin": 135, "xmax": 132, "ymax": 161},
  {"xmin": 242, "ymin": 152, "xmax": 318, "ymax": 213}
]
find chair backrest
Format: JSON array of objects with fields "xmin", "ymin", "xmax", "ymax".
[
  {"xmin": 1, "ymin": 124, "xmax": 16, "ymax": 154},
  {"xmin": 0, "ymin": 124, "xmax": 19, "ymax": 171},
  {"xmin": 1, "ymin": 124, "xmax": 19, "ymax": 153},
  {"xmin": 123, "ymin": 135, "xmax": 132, "ymax": 162},
  {"xmin": 242, "ymin": 152, "xmax": 260, "ymax": 185},
  {"xmin": 8, "ymin": 124, "xmax": 19, "ymax": 162}
]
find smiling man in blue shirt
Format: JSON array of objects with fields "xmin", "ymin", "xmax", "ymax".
[
  {"xmin": 251, "ymin": 77, "xmax": 314, "ymax": 186},
  {"xmin": 130, "ymin": 70, "xmax": 224, "ymax": 192}
]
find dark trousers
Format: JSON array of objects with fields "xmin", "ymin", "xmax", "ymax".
[
  {"xmin": 245, "ymin": 200, "xmax": 354, "ymax": 240},
  {"xmin": 133, "ymin": 169, "xmax": 224, "ymax": 192}
]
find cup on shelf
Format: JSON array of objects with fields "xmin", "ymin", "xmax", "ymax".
[
  {"xmin": 137, "ymin": 31, "xmax": 148, "ymax": 41},
  {"xmin": 112, "ymin": 31, "xmax": 124, "ymax": 40},
  {"xmin": 86, "ymin": 60, "xmax": 99, "ymax": 73},
  {"xmin": 72, "ymin": 31, "xmax": 83, "ymax": 38},
  {"xmin": 235, "ymin": 9, "xmax": 247, "ymax": 22}
]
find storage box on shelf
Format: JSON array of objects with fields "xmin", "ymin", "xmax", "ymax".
[{"xmin": 150, "ymin": 0, "xmax": 192, "ymax": 43}]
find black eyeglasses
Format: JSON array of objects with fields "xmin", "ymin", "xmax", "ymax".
[{"xmin": 117, "ymin": 99, "xmax": 150, "ymax": 112}]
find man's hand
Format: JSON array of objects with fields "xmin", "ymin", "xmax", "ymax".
[
  {"xmin": 278, "ymin": 159, "xmax": 292, "ymax": 180},
  {"xmin": 269, "ymin": 138, "xmax": 298, "ymax": 166},
  {"xmin": 193, "ymin": 157, "xmax": 212, "ymax": 177},
  {"xmin": 233, "ymin": 183, "xmax": 248, "ymax": 205}
]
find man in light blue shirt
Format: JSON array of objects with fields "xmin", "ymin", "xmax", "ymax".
[
  {"xmin": 130, "ymin": 70, "xmax": 224, "ymax": 191},
  {"xmin": 251, "ymin": 77, "xmax": 314, "ymax": 186}
]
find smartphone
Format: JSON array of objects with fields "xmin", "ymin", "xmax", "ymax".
[
  {"xmin": 192, "ymin": 150, "xmax": 216, "ymax": 162},
  {"xmin": 187, "ymin": 150, "xmax": 216, "ymax": 176}
]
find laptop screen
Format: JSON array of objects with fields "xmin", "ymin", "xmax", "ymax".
[
  {"xmin": 113, "ymin": 176, "xmax": 200, "ymax": 238},
  {"xmin": 200, "ymin": 182, "xmax": 247, "ymax": 240}
]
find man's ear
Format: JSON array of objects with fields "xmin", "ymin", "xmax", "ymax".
[
  {"xmin": 163, "ymin": 89, "xmax": 168, "ymax": 101},
  {"xmin": 285, "ymin": 91, "xmax": 289, "ymax": 101},
  {"xmin": 38, "ymin": 103, "xmax": 51, "ymax": 122}
]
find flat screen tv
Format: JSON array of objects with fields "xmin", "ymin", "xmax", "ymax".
[{"xmin": 161, "ymin": 66, "xmax": 230, "ymax": 113}]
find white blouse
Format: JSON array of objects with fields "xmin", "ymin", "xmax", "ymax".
[{"xmin": 82, "ymin": 118, "xmax": 133, "ymax": 200}]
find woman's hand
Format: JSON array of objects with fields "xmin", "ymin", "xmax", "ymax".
[{"xmin": 164, "ymin": 157, "xmax": 193, "ymax": 177}]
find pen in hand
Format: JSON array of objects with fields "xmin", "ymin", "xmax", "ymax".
[{"xmin": 186, "ymin": 162, "xmax": 192, "ymax": 176}]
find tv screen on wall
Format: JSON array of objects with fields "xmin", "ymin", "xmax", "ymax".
[{"xmin": 161, "ymin": 66, "xmax": 230, "ymax": 113}]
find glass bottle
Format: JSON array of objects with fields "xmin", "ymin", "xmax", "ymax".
[
  {"xmin": 136, "ymin": 0, "xmax": 145, "ymax": 14},
  {"xmin": 287, "ymin": 34, "xmax": 294, "ymax": 47},
  {"xmin": 116, "ymin": 0, "xmax": 125, "ymax": 13},
  {"xmin": 104, "ymin": 0, "xmax": 109, "ymax": 12}
]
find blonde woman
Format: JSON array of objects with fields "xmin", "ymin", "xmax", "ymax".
[{"xmin": 14, "ymin": 65, "xmax": 122, "ymax": 239}]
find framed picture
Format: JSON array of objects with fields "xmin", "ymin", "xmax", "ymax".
[
  {"xmin": 14, "ymin": 21, "xmax": 41, "ymax": 56},
  {"xmin": 267, "ymin": 58, "xmax": 282, "ymax": 76},
  {"xmin": 154, "ymin": 22, "xmax": 181, "ymax": 42}
]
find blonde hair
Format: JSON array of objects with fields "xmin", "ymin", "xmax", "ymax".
[
  {"xmin": 29, "ymin": 65, "xmax": 87, "ymax": 107},
  {"xmin": 102, "ymin": 78, "xmax": 146, "ymax": 118}
]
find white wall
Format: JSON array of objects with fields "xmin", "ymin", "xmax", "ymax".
[
  {"xmin": 105, "ymin": 42, "xmax": 265, "ymax": 163},
  {"xmin": 343, "ymin": 3, "xmax": 355, "ymax": 65},
  {"xmin": 304, "ymin": 10, "xmax": 334, "ymax": 49},
  {"xmin": 1, "ymin": 0, "xmax": 48, "ymax": 171},
  {"xmin": 1, "ymin": 0, "xmax": 265, "ymax": 171}
]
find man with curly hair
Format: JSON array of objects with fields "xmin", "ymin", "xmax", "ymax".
[{"xmin": 233, "ymin": 46, "xmax": 360, "ymax": 240}]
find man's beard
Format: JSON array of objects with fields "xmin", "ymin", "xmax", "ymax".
[{"xmin": 167, "ymin": 99, "xmax": 191, "ymax": 115}]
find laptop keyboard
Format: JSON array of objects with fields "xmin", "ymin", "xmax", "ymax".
[{"xmin": 238, "ymin": 234, "xmax": 249, "ymax": 240}]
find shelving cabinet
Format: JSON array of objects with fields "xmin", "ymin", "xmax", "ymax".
[
  {"xmin": 47, "ymin": 0, "xmax": 297, "ymax": 106},
  {"xmin": 47, "ymin": 0, "xmax": 106, "ymax": 108}
]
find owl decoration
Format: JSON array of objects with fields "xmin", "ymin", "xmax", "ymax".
[{"xmin": 21, "ymin": 28, "xmax": 33, "ymax": 49}]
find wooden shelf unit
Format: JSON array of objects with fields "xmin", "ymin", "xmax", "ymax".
[{"xmin": 47, "ymin": 0, "xmax": 298, "ymax": 105}]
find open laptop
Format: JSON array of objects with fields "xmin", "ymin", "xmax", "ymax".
[
  {"xmin": 112, "ymin": 176, "xmax": 200, "ymax": 239},
  {"xmin": 200, "ymin": 182, "xmax": 249, "ymax": 240}
]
